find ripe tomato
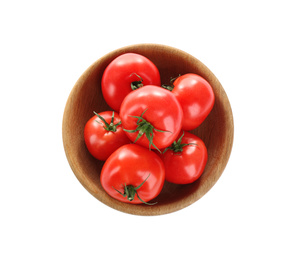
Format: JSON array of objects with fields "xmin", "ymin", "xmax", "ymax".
[
  {"xmin": 119, "ymin": 85, "xmax": 183, "ymax": 151},
  {"xmin": 160, "ymin": 131, "xmax": 208, "ymax": 184},
  {"xmin": 168, "ymin": 73, "xmax": 215, "ymax": 131},
  {"xmin": 101, "ymin": 53, "xmax": 161, "ymax": 112},
  {"xmin": 84, "ymin": 111, "xmax": 130, "ymax": 161},
  {"xmin": 100, "ymin": 144, "xmax": 165, "ymax": 204}
]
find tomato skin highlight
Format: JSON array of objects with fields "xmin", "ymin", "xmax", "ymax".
[
  {"xmin": 100, "ymin": 144, "xmax": 165, "ymax": 204},
  {"xmin": 119, "ymin": 85, "xmax": 183, "ymax": 150},
  {"xmin": 101, "ymin": 53, "xmax": 161, "ymax": 112},
  {"xmin": 160, "ymin": 131, "xmax": 208, "ymax": 184},
  {"xmin": 84, "ymin": 111, "xmax": 130, "ymax": 161},
  {"xmin": 172, "ymin": 73, "xmax": 215, "ymax": 130}
]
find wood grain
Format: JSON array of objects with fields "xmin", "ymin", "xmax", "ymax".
[{"xmin": 62, "ymin": 43, "xmax": 234, "ymax": 216}]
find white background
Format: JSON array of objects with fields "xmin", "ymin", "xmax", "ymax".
[{"xmin": 1, "ymin": 0, "xmax": 298, "ymax": 259}]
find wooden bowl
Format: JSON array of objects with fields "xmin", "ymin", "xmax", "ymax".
[{"xmin": 62, "ymin": 43, "xmax": 234, "ymax": 216}]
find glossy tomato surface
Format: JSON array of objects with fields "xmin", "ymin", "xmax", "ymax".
[
  {"xmin": 172, "ymin": 73, "xmax": 215, "ymax": 130},
  {"xmin": 84, "ymin": 111, "xmax": 130, "ymax": 161},
  {"xmin": 101, "ymin": 53, "xmax": 161, "ymax": 112},
  {"xmin": 160, "ymin": 131, "xmax": 208, "ymax": 184},
  {"xmin": 119, "ymin": 85, "xmax": 183, "ymax": 150},
  {"xmin": 100, "ymin": 144, "xmax": 165, "ymax": 204}
]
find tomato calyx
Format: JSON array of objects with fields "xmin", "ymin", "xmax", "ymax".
[
  {"xmin": 94, "ymin": 111, "xmax": 121, "ymax": 132},
  {"xmin": 163, "ymin": 132, "xmax": 197, "ymax": 154},
  {"xmin": 113, "ymin": 174, "xmax": 157, "ymax": 205},
  {"xmin": 130, "ymin": 73, "xmax": 144, "ymax": 90},
  {"xmin": 161, "ymin": 74, "xmax": 181, "ymax": 91},
  {"xmin": 123, "ymin": 109, "xmax": 171, "ymax": 153}
]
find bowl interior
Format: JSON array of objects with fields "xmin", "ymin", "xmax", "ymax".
[{"xmin": 62, "ymin": 44, "xmax": 234, "ymax": 216}]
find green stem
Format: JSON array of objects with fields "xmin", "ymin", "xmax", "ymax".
[
  {"xmin": 161, "ymin": 74, "xmax": 181, "ymax": 91},
  {"xmin": 94, "ymin": 111, "xmax": 121, "ymax": 132},
  {"xmin": 163, "ymin": 132, "xmax": 197, "ymax": 154},
  {"xmin": 130, "ymin": 73, "xmax": 143, "ymax": 90},
  {"xmin": 161, "ymin": 84, "xmax": 174, "ymax": 91},
  {"xmin": 113, "ymin": 174, "xmax": 157, "ymax": 205},
  {"xmin": 123, "ymin": 109, "xmax": 171, "ymax": 153}
]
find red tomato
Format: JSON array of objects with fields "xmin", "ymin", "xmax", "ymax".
[
  {"xmin": 84, "ymin": 111, "xmax": 130, "ymax": 161},
  {"xmin": 170, "ymin": 73, "xmax": 215, "ymax": 130},
  {"xmin": 119, "ymin": 85, "xmax": 183, "ymax": 151},
  {"xmin": 160, "ymin": 131, "xmax": 208, "ymax": 184},
  {"xmin": 101, "ymin": 53, "xmax": 161, "ymax": 112},
  {"xmin": 100, "ymin": 144, "xmax": 165, "ymax": 204}
]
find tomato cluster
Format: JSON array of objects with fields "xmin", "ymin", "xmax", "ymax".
[{"xmin": 84, "ymin": 53, "xmax": 214, "ymax": 205}]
